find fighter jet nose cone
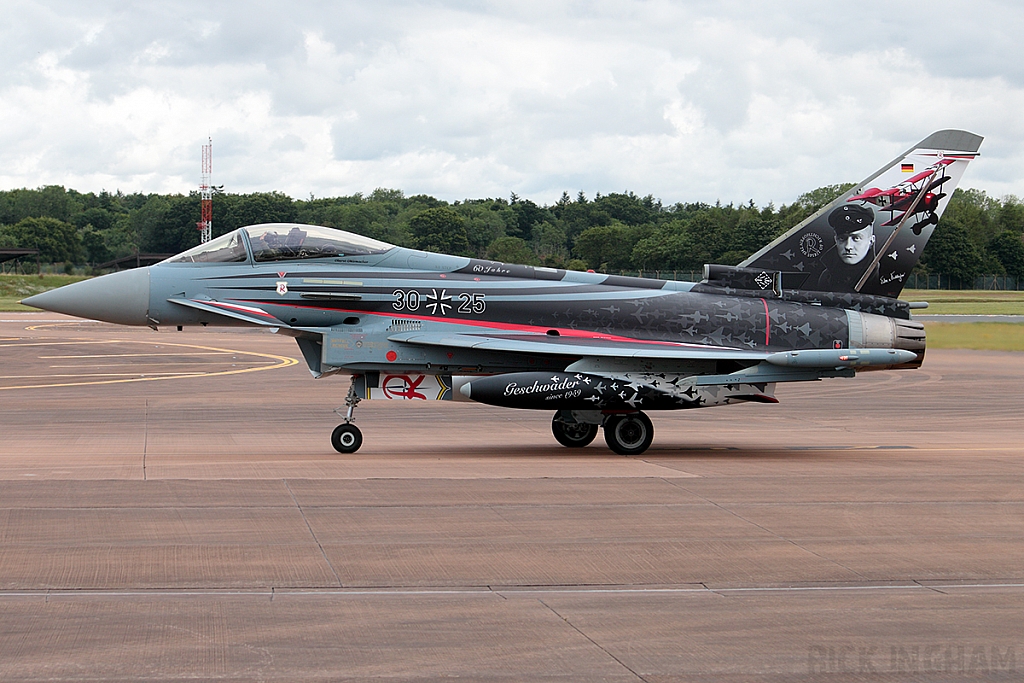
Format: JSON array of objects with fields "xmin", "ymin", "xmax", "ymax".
[
  {"xmin": 21, "ymin": 267, "xmax": 151, "ymax": 326},
  {"xmin": 459, "ymin": 382, "xmax": 472, "ymax": 399}
]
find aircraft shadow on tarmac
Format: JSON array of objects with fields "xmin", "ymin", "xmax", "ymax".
[{"xmin": 342, "ymin": 440, "xmax": 914, "ymax": 459}]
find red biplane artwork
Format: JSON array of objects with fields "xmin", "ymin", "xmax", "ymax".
[{"xmin": 847, "ymin": 156, "xmax": 973, "ymax": 234}]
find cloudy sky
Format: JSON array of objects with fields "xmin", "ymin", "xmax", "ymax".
[{"xmin": 1, "ymin": 0, "xmax": 1021, "ymax": 206}]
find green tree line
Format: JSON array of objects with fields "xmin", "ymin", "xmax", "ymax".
[{"xmin": 1, "ymin": 184, "xmax": 1022, "ymax": 281}]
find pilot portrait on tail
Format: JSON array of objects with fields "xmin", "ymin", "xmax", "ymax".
[{"xmin": 815, "ymin": 203, "xmax": 879, "ymax": 291}]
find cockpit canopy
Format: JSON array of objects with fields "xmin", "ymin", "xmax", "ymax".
[
  {"xmin": 164, "ymin": 223, "xmax": 395, "ymax": 264},
  {"xmin": 164, "ymin": 230, "xmax": 248, "ymax": 263},
  {"xmin": 247, "ymin": 224, "xmax": 394, "ymax": 262}
]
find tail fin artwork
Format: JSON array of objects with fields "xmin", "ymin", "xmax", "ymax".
[{"xmin": 740, "ymin": 130, "xmax": 983, "ymax": 298}]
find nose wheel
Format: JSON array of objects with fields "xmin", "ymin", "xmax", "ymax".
[
  {"xmin": 331, "ymin": 423, "xmax": 363, "ymax": 453},
  {"xmin": 332, "ymin": 377, "xmax": 364, "ymax": 453},
  {"xmin": 603, "ymin": 412, "xmax": 654, "ymax": 456}
]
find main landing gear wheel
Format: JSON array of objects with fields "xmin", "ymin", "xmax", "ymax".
[
  {"xmin": 551, "ymin": 415, "xmax": 599, "ymax": 448},
  {"xmin": 603, "ymin": 412, "xmax": 654, "ymax": 456},
  {"xmin": 331, "ymin": 423, "xmax": 362, "ymax": 453}
]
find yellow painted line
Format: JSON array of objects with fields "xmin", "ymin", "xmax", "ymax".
[
  {"xmin": 49, "ymin": 362, "xmax": 271, "ymax": 368},
  {"xmin": 0, "ymin": 340, "xmax": 123, "ymax": 347},
  {"xmin": 1, "ymin": 373, "xmax": 208, "ymax": 379},
  {"xmin": 0, "ymin": 340, "xmax": 299, "ymax": 391},
  {"xmin": 40, "ymin": 352, "xmax": 235, "ymax": 358},
  {"xmin": 23, "ymin": 323, "xmax": 105, "ymax": 330}
]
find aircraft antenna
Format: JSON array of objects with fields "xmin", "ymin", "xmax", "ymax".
[{"xmin": 197, "ymin": 137, "xmax": 213, "ymax": 243}]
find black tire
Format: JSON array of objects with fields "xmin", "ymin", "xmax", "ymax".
[
  {"xmin": 603, "ymin": 413, "xmax": 654, "ymax": 456},
  {"xmin": 331, "ymin": 423, "xmax": 363, "ymax": 453},
  {"xmin": 551, "ymin": 415, "xmax": 599, "ymax": 448}
]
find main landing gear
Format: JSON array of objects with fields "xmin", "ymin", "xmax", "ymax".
[
  {"xmin": 332, "ymin": 381, "xmax": 363, "ymax": 453},
  {"xmin": 603, "ymin": 413, "xmax": 654, "ymax": 456},
  {"xmin": 551, "ymin": 410, "xmax": 654, "ymax": 455},
  {"xmin": 551, "ymin": 414, "xmax": 599, "ymax": 448}
]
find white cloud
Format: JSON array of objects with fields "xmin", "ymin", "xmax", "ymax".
[{"xmin": 0, "ymin": 0, "xmax": 1022, "ymax": 205}]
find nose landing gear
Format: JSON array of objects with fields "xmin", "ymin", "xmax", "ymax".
[
  {"xmin": 331, "ymin": 423, "xmax": 362, "ymax": 453},
  {"xmin": 332, "ymin": 380, "xmax": 363, "ymax": 453}
]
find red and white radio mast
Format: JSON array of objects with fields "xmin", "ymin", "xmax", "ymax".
[{"xmin": 197, "ymin": 137, "xmax": 213, "ymax": 243}]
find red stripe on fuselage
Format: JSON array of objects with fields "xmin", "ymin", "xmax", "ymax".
[
  {"xmin": 234, "ymin": 299, "xmax": 741, "ymax": 351},
  {"xmin": 760, "ymin": 298, "xmax": 770, "ymax": 346}
]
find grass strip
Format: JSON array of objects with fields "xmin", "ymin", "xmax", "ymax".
[
  {"xmin": 924, "ymin": 322, "xmax": 1024, "ymax": 351},
  {"xmin": 902, "ymin": 289, "xmax": 1024, "ymax": 315},
  {"xmin": 0, "ymin": 274, "xmax": 92, "ymax": 311}
]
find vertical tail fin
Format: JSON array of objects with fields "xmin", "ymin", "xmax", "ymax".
[{"xmin": 741, "ymin": 130, "xmax": 983, "ymax": 298}]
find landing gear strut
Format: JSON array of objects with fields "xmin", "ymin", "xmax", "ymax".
[
  {"xmin": 551, "ymin": 412, "xmax": 599, "ymax": 448},
  {"xmin": 603, "ymin": 412, "xmax": 654, "ymax": 456},
  {"xmin": 332, "ymin": 379, "xmax": 363, "ymax": 453}
]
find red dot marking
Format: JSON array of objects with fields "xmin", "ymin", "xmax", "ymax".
[{"xmin": 386, "ymin": 350, "xmax": 398, "ymax": 362}]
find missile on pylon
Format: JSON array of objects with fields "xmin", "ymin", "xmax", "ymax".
[{"xmin": 765, "ymin": 348, "xmax": 918, "ymax": 368}]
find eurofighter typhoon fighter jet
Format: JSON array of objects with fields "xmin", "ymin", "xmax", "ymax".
[{"xmin": 24, "ymin": 130, "xmax": 981, "ymax": 455}]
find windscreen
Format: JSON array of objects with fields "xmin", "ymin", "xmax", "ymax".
[
  {"xmin": 246, "ymin": 224, "xmax": 394, "ymax": 262},
  {"xmin": 164, "ymin": 230, "xmax": 248, "ymax": 263}
]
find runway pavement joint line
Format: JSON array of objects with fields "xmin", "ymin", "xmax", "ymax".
[
  {"xmin": 660, "ymin": 477, "xmax": 871, "ymax": 581},
  {"xmin": 914, "ymin": 578, "xmax": 950, "ymax": 595},
  {"xmin": 284, "ymin": 479, "xmax": 342, "ymax": 587},
  {"xmin": 142, "ymin": 398, "xmax": 148, "ymax": 481},
  {"xmin": 3, "ymin": 582, "xmax": 1024, "ymax": 600},
  {"xmin": 536, "ymin": 597, "xmax": 650, "ymax": 682}
]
